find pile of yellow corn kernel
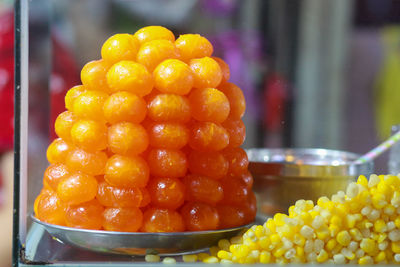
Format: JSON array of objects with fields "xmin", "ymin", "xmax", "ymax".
[{"xmin": 191, "ymin": 174, "xmax": 400, "ymax": 264}]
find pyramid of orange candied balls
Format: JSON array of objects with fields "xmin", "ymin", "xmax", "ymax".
[{"xmin": 34, "ymin": 26, "xmax": 256, "ymax": 232}]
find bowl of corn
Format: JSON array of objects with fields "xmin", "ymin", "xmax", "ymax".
[{"xmin": 247, "ymin": 148, "xmax": 374, "ymax": 215}]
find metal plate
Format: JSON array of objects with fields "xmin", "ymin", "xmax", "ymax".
[{"xmin": 31, "ymin": 214, "xmax": 251, "ymax": 256}]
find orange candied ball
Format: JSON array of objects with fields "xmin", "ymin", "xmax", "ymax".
[
  {"xmin": 212, "ymin": 57, "xmax": 230, "ymax": 83},
  {"xmin": 34, "ymin": 189, "xmax": 52, "ymax": 217},
  {"xmin": 106, "ymin": 60, "xmax": 153, "ymax": 96},
  {"xmin": 97, "ymin": 181, "xmax": 143, "ymax": 208},
  {"xmin": 43, "ymin": 163, "xmax": 70, "ymax": 191},
  {"xmin": 101, "ymin": 33, "xmax": 139, "ymax": 64},
  {"xmin": 222, "ymin": 147, "xmax": 249, "ymax": 175},
  {"xmin": 218, "ymin": 82, "xmax": 246, "ymax": 119},
  {"xmin": 189, "ymin": 57, "xmax": 222, "ymax": 89},
  {"xmin": 147, "ymin": 177, "xmax": 185, "ymax": 209},
  {"xmin": 81, "ymin": 59, "xmax": 111, "ymax": 93},
  {"xmin": 188, "ymin": 121, "xmax": 229, "ymax": 152},
  {"xmin": 188, "ymin": 88, "xmax": 230, "ymax": 123},
  {"xmin": 103, "ymin": 207, "xmax": 143, "ymax": 232},
  {"xmin": 66, "ymin": 148, "xmax": 108, "ymax": 176},
  {"xmin": 141, "ymin": 208, "xmax": 185, "ymax": 232},
  {"xmin": 242, "ymin": 191, "xmax": 257, "ymax": 224},
  {"xmin": 183, "ymin": 174, "xmax": 223, "ymax": 205},
  {"xmin": 233, "ymin": 170, "xmax": 253, "ymax": 189},
  {"xmin": 139, "ymin": 187, "xmax": 151, "ymax": 208},
  {"xmin": 147, "ymin": 94, "xmax": 191, "ymax": 123},
  {"xmin": 180, "ymin": 202, "xmax": 219, "ymax": 231},
  {"xmin": 70, "ymin": 120, "xmax": 108, "ymax": 152},
  {"xmin": 65, "ymin": 85, "xmax": 86, "ymax": 111},
  {"xmin": 103, "ymin": 91, "xmax": 147, "ymax": 124},
  {"xmin": 147, "ymin": 148, "xmax": 187, "ymax": 178},
  {"xmin": 136, "ymin": 40, "xmax": 180, "ymax": 72},
  {"xmin": 65, "ymin": 199, "xmax": 104, "ymax": 230},
  {"xmin": 216, "ymin": 205, "xmax": 246, "ymax": 229},
  {"xmin": 105, "ymin": 154, "xmax": 149, "ymax": 188},
  {"xmin": 57, "ymin": 172, "xmax": 98, "ymax": 205},
  {"xmin": 54, "ymin": 111, "xmax": 76, "ymax": 142},
  {"xmin": 147, "ymin": 122, "xmax": 189, "ymax": 149},
  {"xmin": 222, "ymin": 119, "xmax": 246, "ymax": 148},
  {"xmin": 219, "ymin": 177, "xmax": 249, "ymax": 206},
  {"xmin": 188, "ymin": 150, "xmax": 228, "ymax": 179},
  {"xmin": 72, "ymin": 90, "xmax": 108, "ymax": 121},
  {"xmin": 153, "ymin": 59, "xmax": 193, "ymax": 95},
  {"xmin": 134, "ymin": 26, "xmax": 175, "ymax": 45},
  {"xmin": 36, "ymin": 192, "xmax": 66, "ymax": 225},
  {"xmin": 108, "ymin": 122, "xmax": 149, "ymax": 156},
  {"xmin": 175, "ymin": 34, "xmax": 213, "ymax": 63},
  {"xmin": 47, "ymin": 138, "xmax": 73, "ymax": 164}
]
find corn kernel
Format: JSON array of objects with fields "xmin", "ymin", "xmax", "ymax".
[
  {"xmin": 293, "ymin": 233, "xmax": 305, "ymax": 246},
  {"xmin": 300, "ymin": 225, "xmax": 314, "ymax": 239},
  {"xmin": 296, "ymin": 246, "xmax": 304, "ymax": 257},
  {"xmin": 357, "ymin": 175, "xmax": 368, "ymax": 187},
  {"xmin": 349, "ymin": 228, "xmax": 363, "ymax": 241},
  {"xmin": 326, "ymin": 238, "xmax": 337, "ymax": 251},
  {"xmin": 259, "ymin": 251, "xmax": 271, "ymax": 263},
  {"xmin": 392, "ymin": 191, "xmax": 400, "ymax": 207},
  {"xmin": 337, "ymin": 230, "xmax": 351, "ymax": 246},
  {"xmin": 372, "ymin": 193, "xmax": 388, "ymax": 209},
  {"xmin": 270, "ymin": 234, "xmax": 280, "ymax": 245},
  {"xmin": 230, "ymin": 236, "xmax": 242, "ymax": 244},
  {"xmin": 347, "ymin": 182, "xmax": 359, "ymax": 198},
  {"xmin": 395, "ymin": 253, "xmax": 400, "ymax": 262},
  {"xmin": 162, "ymin": 257, "xmax": 176, "ymax": 264},
  {"xmin": 197, "ymin": 252, "xmax": 210, "ymax": 261},
  {"xmin": 316, "ymin": 249, "xmax": 328, "ymax": 263},
  {"xmin": 389, "ymin": 229, "xmax": 400, "ymax": 241},
  {"xmin": 274, "ymin": 213, "xmax": 287, "ymax": 226},
  {"xmin": 182, "ymin": 254, "xmax": 198, "ymax": 262},
  {"xmin": 145, "ymin": 254, "xmax": 160, "ymax": 262},
  {"xmin": 359, "ymin": 255, "xmax": 373, "ymax": 265},
  {"xmin": 374, "ymin": 251, "xmax": 386, "ymax": 263},
  {"xmin": 210, "ymin": 246, "xmax": 219, "ymax": 256},
  {"xmin": 218, "ymin": 239, "xmax": 231, "ymax": 251},
  {"xmin": 220, "ymin": 259, "xmax": 233, "ymax": 264},
  {"xmin": 273, "ymin": 247, "xmax": 285, "ymax": 258},
  {"xmin": 217, "ymin": 250, "xmax": 232, "ymax": 260},
  {"xmin": 369, "ymin": 174, "xmax": 380, "ymax": 188},
  {"xmin": 254, "ymin": 225, "xmax": 264, "ymax": 238},
  {"xmin": 360, "ymin": 238, "xmax": 376, "ymax": 254},
  {"xmin": 333, "ymin": 254, "xmax": 346, "ymax": 264},
  {"xmin": 379, "ymin": 240, "xmax": 388, "ymax": 251},
  {"xmin": 374, "ymin": 219, "xmax": 388, "ymax": 233},
  {"xmin": 203, "ymin": 256, "xmax": 219, "ymax": 264}
]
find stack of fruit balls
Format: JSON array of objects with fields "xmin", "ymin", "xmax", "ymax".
[{"xmin": 34, "ymin": 26, "xmax": 256, "ymax": 232}]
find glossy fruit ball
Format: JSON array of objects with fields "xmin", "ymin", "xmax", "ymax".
[
  {"xmin": 72, "ymin": 90, "xmax": 108, "ymax": 121},
  {"xmin": 187, "ymin": 150, "xmax": 228, "ymax": 179},
  {"xmin": 66, "ymin": 148, "xmax": 108, "ymax": 176},
  {"xmin": 219, "ymin": 177, "xmax": 249, "ymax": 206},
  {"xmin": 189, "ymin": 57, "xmax": 222, "ymax": 89},
  {"xmin": 147, "ymin": 122, "xmax": 189, "ymax": 149},
  {"xmin": 65, "ymin": 85, "xmax": 86, "ymax": 111},
  {"xmin": 65, "ymin": 199, "xmax": 104, "ymax": 230},
  {"xmin": 34, "ymin": 188, "xmax": 53, "ymax": 217},
  {"xmin": 180, "ymin": 202, "xmax": 219, "ymax": 231},
  {"xmin": 54, "ymin": 111, "xmax": 76, "ymax": 142},
  {"xmin": 188, "ymin": 122, "xmax": 229, "ymax": 152},
  {"xmin": 188, "ymin": 88, "xmax": 230, "ymax": 123},
  {"xmin": 103, "ymin": 207, "xmax": 143, "ymax": 232},
  {"xmin": 141, "ymin": 208, "xmax": 185, "ymax": 232},
  {"xmin": 233, "ymin": 170, "xmax": 254, "ymax": 189},
  {"xmin": 57, "ymin": 172, "xmax": 98, "ymax": 205},
  {"xmin": 147, "ymin": 149, "xmax": 187, "ymax": 178},
  {"xmin": 175, "ymin": 34, "xmax": 213, "ymax": 63},
  {"xmin": 216, "ymin": 205, "xmax": 246, "ymax": 229},
  {"xmin": 183, "ymin": 174, "xmax": 223, "ymax": 205},
  {"xmin": 104, "ymin": 154, "xmax": 149, "ymax": 188},
  {"xmin": 47, "ymin": 138, "xmax": 73, "ymax": 164},
  {"xmin": 212, "ymin": 57, "xmax": 230, "ymax": 83},
  {"xmin": 43, "ymin": 163, "xmax": 70, "ymax": 191},
  {"xmin": 218, "ymin": 82, "xmax": 246, "ymax": 119},
  {"xmin": 70, "ymin": 120, "xmax": 107, "ymax": 152},
  {"xmin": 147, "ymin": 177, "xmax": 185, "ymax": 209},
  {"xmin": 242, "ymin": 191, "xmax": 257, "ymax": 224},
  {"xmin": 106, "ymin": 60, "xmax": 153, "ymax": 96},
  {"xmin": 136, "ymin": 40, "xmax": 180, "ymax": 72},
  {"xmin": 147, "ymin": 94, "xmax": 191, "ymax": 123},
  {"xmin": 153, "ymin": 59, "xmax": 193, "ymax": 95},
  {"xmin": 103, "ymin": 91, "xmax": 147, "ymax": 124},
  {"xmin": 139, "ymin": 187, "xmax": 151, "ymax": 208},
  {"xmin": 97, "ymin": 181, "xmax": 143, "ymax": 208},
  {"xmin": 81, "ymin": 59, "xmax": 111, "ymax": 93},
  {"xmin": 36, "ymin": 192, "xmax": 66, "ymax": 226},
  {"xmin": 222, "ymin": 147, "xmax": 249, "ymax": 175},
  {"xmin": 222, "ymin": 119, "xmax": 246, "ymax": 148},
  {"xmin": 108, "ymin": 122, "xmax": 149, "ymax": 155},
  {"xmin": 134, "ymin": 26, "xmax": 175, "ymax": 45},
  {"xmin": 101, "ymin": 33, "xmax": 139, "ymax": 64}
]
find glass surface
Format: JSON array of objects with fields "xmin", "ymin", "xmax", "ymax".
[{"xmin": 389, "ymin": 124, "xmax": 400, "ymax": 174}]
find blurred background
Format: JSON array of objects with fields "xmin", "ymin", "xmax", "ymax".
[{"xmin": 2, "ymin": 0, "xmax": 400, "ymax": 265}]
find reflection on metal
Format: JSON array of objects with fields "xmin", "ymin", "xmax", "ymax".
[{"xmin": 294, "ymin": 0, "xmax": 354, "ymax": 149}]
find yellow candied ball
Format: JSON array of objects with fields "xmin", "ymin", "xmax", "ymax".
[
  {"xmin": 64, "ymin": 85, "xmax": 86, "ymax": 111},
  {"xmin": 101, "ymin": 33, "xmax": 139, "ymax": 64},
  {"xmin": 80, "ymin": 59, "xmax": 111, "ymax": 93},
  {"xmin": 72, "ymin": 90, "xmax": 108, "ymax": 121},
  {"xmin": 106, "ymin": 60, "xmax": 153, "ymax": 96},
  {"xmin": 70, "ymin": 119, "xmax": 108, "ymax": 152},
  {"xmin": 134, "ymin": 25, "xmax": 175, "ymax": 45}
]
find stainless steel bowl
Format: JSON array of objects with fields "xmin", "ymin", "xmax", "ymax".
[
  {"xmin": 247, "ymin": 148, "xmax": 374, "ymax": 215},
  {"xmin": 31, "ymin": 214, "xmax": 250, "ymax": 256}
]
